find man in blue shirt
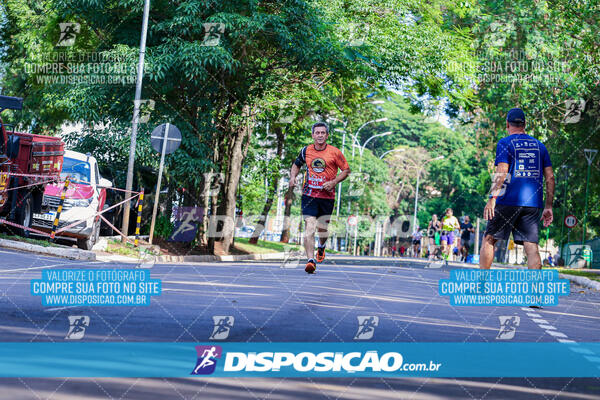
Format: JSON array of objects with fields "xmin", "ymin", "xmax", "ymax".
[{"xmin": 480, "ymin": 108, "xmax": 555, "ymax": 270}]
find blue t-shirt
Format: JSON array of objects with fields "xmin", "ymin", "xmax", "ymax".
[{"xmin": 494, "ymin": 133, "xmax": 552, "ymax": 208}]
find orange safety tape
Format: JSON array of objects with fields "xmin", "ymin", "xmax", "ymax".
[
  {"xmin": 3, "ymin": 179, "xmax": 57, "ymax": 192},
  {"xmin": 106, "ymin": 186, "xmax": 142, "ymax": 195},
  {"xmin": 0, "ymin": 218, "xmax": 52, "ymax": 238},
  {"xmin": 54, "ymin": 192, "xmax": 141, "ymax": 235},
  {"xmin": 99, "ymin": 214, "xmax": 135, "ymax": 245},
  {"xmin": 0, "ymin": 172, "xmax": 60, "ymax": 179}
]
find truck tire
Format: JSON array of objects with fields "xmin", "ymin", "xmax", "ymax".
[
  {"xmin": 16, "ymin": 193, "xmax": 33, "ymax": 238},
  {"xmin": 77, "ymin": 219, "xmax": 100, "ymax": 250}
]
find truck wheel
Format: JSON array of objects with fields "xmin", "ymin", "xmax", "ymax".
[
  {"xmin": 16, "ymin": 193, "xmax": 33, "ymax": 238},
  {"xmin": 77, "ymin": 220, "xmax": 100, "ymax": 250}
]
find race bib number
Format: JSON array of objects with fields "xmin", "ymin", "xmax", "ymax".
[{"xmin": 307, "ymin": 174, "xmax": 325, "ymax": 190}]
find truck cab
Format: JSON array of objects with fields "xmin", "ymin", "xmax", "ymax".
[
  {"xmin": 0, "ymin": 95, "xmax": 64, "ymax": 236},
  {"xmin": 32, "ymin": 150, "xmax": 112, "ymax": 250}
]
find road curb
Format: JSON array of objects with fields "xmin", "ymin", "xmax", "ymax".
[
  {"xmin": 0, "ymin": 238, "xmax": 96, "ymax": 261},
  {"xmin": 390, "ymin": 257, "xmax": 600, "ymax": 291},
  {"xmin": 558, "ymin": 273, "xmax": 600, "ymax": 291}
]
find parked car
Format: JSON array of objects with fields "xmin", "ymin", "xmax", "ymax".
[
  {"xmin": 235, "ymin": 225, "xmax": 255, "ymax": 238},
  {"xmin": 32, "ymin": 150, "xmax": 112, "ymax": 249}
]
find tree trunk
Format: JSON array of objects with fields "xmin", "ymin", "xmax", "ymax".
[
  {"xmin": 207, "ymin": 131, "xmax": 224, "ymax": 254},
  {"xmin": 280, "ymin": 188, "xmax": 294, "ymax": 243},
  {"xmin": 249, "ymin": 174, "xmax": 277, "ymax": 244},
  {"xmin": 215, "ymin": 105, "xmax": 253, "ymax": 254},
  {"xmin": 249, "ymin": 127, "xmax": 285, "ymax": 244}
]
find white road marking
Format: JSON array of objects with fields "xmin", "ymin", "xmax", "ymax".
[
  {"xmin": 523, "ymin": 309, "xmax": 578, "ymax": 344},
  {"xmin": 0, "ymin": 264, "xmax": 76, "ymax": 273},
  {"xmin": 44, "ymin": 306, "xmax": 78, "ymax": 312},
  {"xmin": 570, "ymin": 348, "xmax": 595, "ymax": 355},
  {"xmin": 546, "ymin": 330, "xmax": 568, "ymax": 338},
  {"xmin": 584, "ymin": 356, "xmax": 600, "ymax": 363}
]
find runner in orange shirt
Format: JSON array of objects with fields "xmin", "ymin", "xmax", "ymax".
[{"xmin": 289, "ymin": 122, "xmax": 351, "ymax": 273}]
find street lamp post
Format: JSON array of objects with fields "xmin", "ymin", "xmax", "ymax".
[
  {"xmin": 357, "ymin": 131, "xmax": 392, "ymax": 172},
  {"xmin": 412, "ymin": 156, "xmax": 444, "ymax": 231},
  {"xmin": 379, "ymin": 148, "xmax": 405, "ymax": 159},
  {"xmin": 121, "ymin": 0, "xmax": 152, "ymax": 241},
  {"xmin": 582, "ymin": 149, "xmax": 598, "ymax": 245},
  {"xmin": 345, "ymin": 117, "xmax": 388, "ymax": 256},
  {"xmin": 559, "ymin": 165, "xmax": 570, "ymax": 260},
  {"xmin": 352, "ymin": 118, "xmax": 388, "ymax": 159},
  {"xmin": 330, "ymin": 125, "xmax": 347, "ymax": 219},
  {"xmin": 329, "ymin": 112, "xmax": 386, "ymax": 219},
  {"xmin": 350, "ymin": 130, "xmax": 394, "ymax": 256}
]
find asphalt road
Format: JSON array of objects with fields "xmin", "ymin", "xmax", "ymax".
[{"xmin": 1, "ymin": 248, "xmax": 599, "ymax": 399}]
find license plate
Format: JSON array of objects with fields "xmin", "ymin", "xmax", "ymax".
[{"xmin": 34, "ymin": 212, "xmax": 56, "ymax": 222}]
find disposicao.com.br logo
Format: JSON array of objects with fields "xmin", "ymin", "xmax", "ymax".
[{"xmin": 192, "ymin": 346, "xmax": 442, "ymax": 375}]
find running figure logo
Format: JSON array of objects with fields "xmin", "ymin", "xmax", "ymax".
[
  {"xmin": 209, "ymin": 316, "xmax": 234, "ymax": 340},
  {"xmin": 65, "ymin": 315, "xmax": 90, "ymax": 340},
  {"xmin": 563, "ymin": 99, "xmax": 586, "ymax": 124},
  {"xmin": 136, "ymin": 250, "xmax": 155, "ymax": 269},
  {"xmin": 201, "ymin": 23, "xmax": 225, "ymax": 46},
  {"xmin": 496, "ymin": 316, "xmax": 520, "ymax": 340},
  {"xmin": 191, "ymin": 345, "xmax": 222, "ymax": 375},
  {"xmin": 354, "ymin": 316, "xmax": 379, "ymax": 340},
  {"xmin": 134, "ymin": 99, "xmax": 155, "ymax": 124},
  {"xmin": 56, "ymin": 23, "xmax": 80, "ymax": 47},
  {"xmin": 281, "ymin": 245, "xmax": 302, "ymax": 269}
]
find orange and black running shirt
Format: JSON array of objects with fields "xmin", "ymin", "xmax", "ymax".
[{"xmin": 293, "ymin": 144, "xmax": 350, "ymax": 200}]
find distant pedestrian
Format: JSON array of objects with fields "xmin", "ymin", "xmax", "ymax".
[
  {"xmin": 460, "ymin": 215, "xmax": 475, "ymax": 262},
  {"xmin": 427, "ymin": 214, "xmax": 441, "ymax": 259},
  {"xmin": 412, "ymin": 228, "xmax": 423, "ymax": 258}
]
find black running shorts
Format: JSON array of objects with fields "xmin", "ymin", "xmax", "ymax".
[
  {"xmin": 484, "ymin": 204, "xmax": 541, "ymax": 244},
  {"xmin": 301, "ymin": 195, "xmax": 335, "ymax": 219}
]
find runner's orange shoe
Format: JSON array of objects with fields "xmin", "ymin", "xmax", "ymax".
[
  {"xmin": 305, "ymin": 259, "xmax": 316, "ymax": 274},
  {"xmin": 316, "ymin": 247, "xmax": 326, "ymax": 263}
]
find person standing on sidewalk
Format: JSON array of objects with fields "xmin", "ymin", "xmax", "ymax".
[
  {"xmin": 412, "ymin": 227, "xmax": 423, "ymax": 258},
  {"xmin": 288, "ymin": 122, "xmax": 351, "ymax": 274},
  {"xmin": 427, "ymin": 214, "xmax": 441, "ymax": 259},
  {"xmin": 480, "ymin": 107, "xmax": 554, "ymax": 271}
]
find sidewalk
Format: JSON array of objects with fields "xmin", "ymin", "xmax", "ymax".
[
  {"xmin": 95, "ymin": 251, "xmax": 289, "ymax": 264},
  {"xmin": 0, "ymin": 238, "xmax": 95, "ymax": 261}
]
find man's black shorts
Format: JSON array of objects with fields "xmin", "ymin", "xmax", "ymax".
[
  {"xmin": 485, "ymin": 204, "xmax": 541, "ymax": 244},
  {"xmin": 301, "ymin": 195, "xmax": 335, "ymax": 219}
]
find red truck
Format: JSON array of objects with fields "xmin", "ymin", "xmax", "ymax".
[{"xmin": 0, "ymin": 95, "xmax": 64, "ymax": 237}]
